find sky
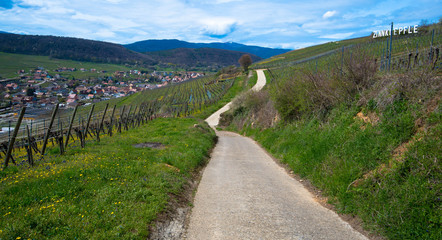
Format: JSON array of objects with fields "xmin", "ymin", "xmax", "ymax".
[{"xmin": 0, "ymin": 0, "xmax": 441, "ymax": 50}]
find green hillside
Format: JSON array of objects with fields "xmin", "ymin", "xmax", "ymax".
[
  {"xmin": 0, "ymin": 52, "xmax": 135, "ymax": 79},
  {"xmin": 255, "ymin": 36, "xmax": 370, "ymax": 68},
  {"xmin": 221, "ymin": 23, "xmax": 441, "ymax": 239},
  {"xmin": 0, "ymin": 33, "xmax": 155, "ymax": 66},
  {"xmin": 255, "ymin": 23, "xmax": 441, "ymax": 70},
  {"xmin": 1, "ymin": 22, "xmax": 440, "ymax": 240}
]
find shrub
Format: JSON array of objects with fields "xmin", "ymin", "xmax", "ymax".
[
  {"xmin": 221, "ymin": 90, "xmax": 278, "ymax": 129},
  {"xmin": 361, "ymin": 66, "xmax": 440, "ymax": 111},
  {"xmin": 342, "ymin": 46, "xmax": 378, "ymax": 95},
  {"xmin": 270, "ymin": 47, "xmax": 379, "ymax": 122},
  {"xmin": 270, "ymin": 72, "xmax": 308, "ymax": 121}
]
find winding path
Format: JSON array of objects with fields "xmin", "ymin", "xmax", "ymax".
[{"xmin": 186, "ymin": 70, "xmax": 367, "ymax": 240}]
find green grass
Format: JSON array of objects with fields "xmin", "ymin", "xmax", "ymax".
[
  {"xmin": 263, "ymin": 70, "xmax": 272, "ymax": 85},
  {"xmin": 355, "ymin": 123, "xmax": 441, "ymax": 239},
  {"xmin": 247, "ymin": 71, "xmax": 258, "ymax": 89},
  {"xmin": 0, "ymin": 52, "xmax": 136, "ymax": 79},
  {"xmin": 230, "ymin": 98, "xmax": 440, "ymax": 239},
  {"xmin": 0, "ymin": 117, "xmax": 216, "ymax": 239}
]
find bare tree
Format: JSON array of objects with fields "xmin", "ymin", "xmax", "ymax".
[{"xmin": 238, "ymin": 54, "xmax": 252, "ymax": 72}]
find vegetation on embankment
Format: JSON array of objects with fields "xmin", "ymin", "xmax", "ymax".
[
  {"xmin": 0, "ymin": 117, "xmax": 216, "ymax": 239},
  {"xmin": 221, "ymin": 56, "xmax": 441, "ymax": 239}
]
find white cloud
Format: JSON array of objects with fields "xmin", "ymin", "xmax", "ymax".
[
  {"xmin": 105, "ymin": 0, "xmax": 126, "ymax": 3},
  {"xmin": 1, "ymin": 0, "xmax": 440, "ymax": 50},
  {"xmin": 95, "ymin": 29, "xmax": 116, "ymax": 38},
  {"xmin": 18, "ymin": 0, "xmax": 47, "ymax": 7},
  {"xmin": 71, "ymin": 12, "xmax": 139, "ymax": 31},
  {"xmin": 215, "ymin": 0, "xmax": 243, "ymax": 3},
  {"xmin": 200, "ymin": 17, "xmax": 237, "ymax": 37},
  {"xmin": 323, "ymin": 10, "xmax": 337, "ymax": 19},
  {"xmin": 320, "ymin": 32, "xmax": 354, "ymax": 39}
]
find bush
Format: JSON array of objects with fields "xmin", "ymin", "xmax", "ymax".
[
  {"xmin": 270, "ymin": 47, "xmax": 379, "ymax": 122},
  {"xmin": 221, "ymin": 90, "xmax": 278, "ymax": 129},
  {"xmin": 360, "ymin": 66, "xmax": 440, "ymax": 111},
  {"xmin": 342, "ymin": 46, "xmax": 378, "ymax": 95},
  {"xmin": 270, "ymin": 72, "xmax": 307, "ymax": 121}
]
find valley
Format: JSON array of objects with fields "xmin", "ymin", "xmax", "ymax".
[{"xmin": 0, "ymin": 19, "xmax": 440, "ymax": 240}]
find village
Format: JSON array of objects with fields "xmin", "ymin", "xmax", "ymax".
[{"xmin": 0, "ymin": 67, "xmax": 204, "ymax": 116}]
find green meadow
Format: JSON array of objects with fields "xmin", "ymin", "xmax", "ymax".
[
  {"xmin": 0, "ymin": 52, "xmax": 139, "ymax": 79},
  {"xmin": 0, "ymin": 117, "xmax": 216, "ymax": 239}
]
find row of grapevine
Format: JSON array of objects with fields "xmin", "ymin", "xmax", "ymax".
[
  {"xmin": 0, "ymin": 73, "xmax": 236, "ymax": 169},
  {"xmin": 264, "ymin": 28, "xmax": 441, "ymax": 83},
  {"xmin": 259, "ymin": 28, "xmax": 441, "ymax": 72}
]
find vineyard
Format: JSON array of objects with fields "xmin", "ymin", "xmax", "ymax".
[
  {"xmin": 257, "ymin": 25, "xmax": 441, "ymax": 74},
  {"xmin": 0, "ymin": 72, "xmax": 238, "ymax": 170}
]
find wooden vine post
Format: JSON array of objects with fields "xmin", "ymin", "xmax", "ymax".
[
  {"xmin": 83, "ymin": 104, "xmax": 95, "ymax": 147},
  {"xmin": 3, "ymin": 107, "xmax": 26, "ymax": 169},
  {"xmin": 64, "ymin": 105, "xmax": 78, "ymax": 149},
  {"xmin": 41, "ymin": 104, "xmax": 59, "ymax": 156},
  {"xmin": 99, "ymin": 103, "xmax": 109, "ymax": 134},
  {"xmin": 26, "ymin": 125, "xmax": 34, "ymax": 166},
  {"xmin": 125, "ymin": 105, "xmax": 132, "ymax": 131},
  {"xmin": 57, "ymin": 121, "xmax": 65, "ymax": 155},
  {"xmin": 118, "ymin": 106, "xmax": 126, "ymax": 133},
  {"xmin": 132, "ymin": 105, "xmax": 138, "ymax": 128},
  {"xmin": 108, "ymin": 105, "xmax": 116, "ymax": 136}
]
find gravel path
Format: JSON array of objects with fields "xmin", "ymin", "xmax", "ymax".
[{"xmin": 185, "ymin": 70, "xmax": 368, "ymax": 240}]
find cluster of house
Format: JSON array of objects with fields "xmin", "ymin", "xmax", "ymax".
[
  {"xmin": 0, "ymin": 67, "xmax": 205, "ymax": 110},
  {"xmin": 154, "ymin": 71, "xmax": 204, "ymax": 83},
  {"xmin": 2, "ymin": 80, "xmax": 150, "ymax": 109}
]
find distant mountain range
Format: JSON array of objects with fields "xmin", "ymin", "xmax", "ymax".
[
  {"xmin": 124, "ymin": 39, "xmax": 291, "ymax": 59},
  {"xmin": 0, "ymin": 33, "xmax": 281, "ymax": 70},
  {"xmin": 147, "ymin": 47, "xmax": 261, "ymax": 70},
  {"xmin": 0, "ymin": 33, "xmax": 156, "ymax": 66}
]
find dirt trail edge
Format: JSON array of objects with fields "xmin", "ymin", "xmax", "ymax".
[{"xmin": 185, "ymin": 69, "xmax": 368, "ymax": 240}]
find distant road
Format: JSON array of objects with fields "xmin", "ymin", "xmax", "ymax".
[
  {"xmin": 0, "ymin": 77, "xmax": 20, "ymax": 83},
  {"xmin": 205, "ymin": 69, "xmax": 266, "ymax": 128},
  {"xmin": 251, "ymin": 69, "xmax": 266, "ymax": 92},
  {"xmin": 186, "ymin": 70, "xmax": 367, "ymax": 239}
]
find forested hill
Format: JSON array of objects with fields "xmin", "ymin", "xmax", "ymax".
[
  {"xmin": 124, "ymin": 39, "xmax": 290, "ymax": 59},
  {"xmin": 148, "ymin": 47, "xmax": 261, "ymax": 69},
  {"xmin": 0, "ymin": 33, "xmax": 156, "ymax": 66}
]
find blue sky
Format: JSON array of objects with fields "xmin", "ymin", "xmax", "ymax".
[{"xmin": 0, "ymin": 0, "xmax": 441, "ymax": 49}]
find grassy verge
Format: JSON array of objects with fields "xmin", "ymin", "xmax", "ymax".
[
  {"xmin": 0, "ymin": 117, "xmax": 216, "ymax": 239},
  {"xmin": 228, "ymin": 98, "xmax": 440, "ymax": 239},
  {"xmin": 247, "ymin": 71, "xmax": 258, "ymax": 89}
]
